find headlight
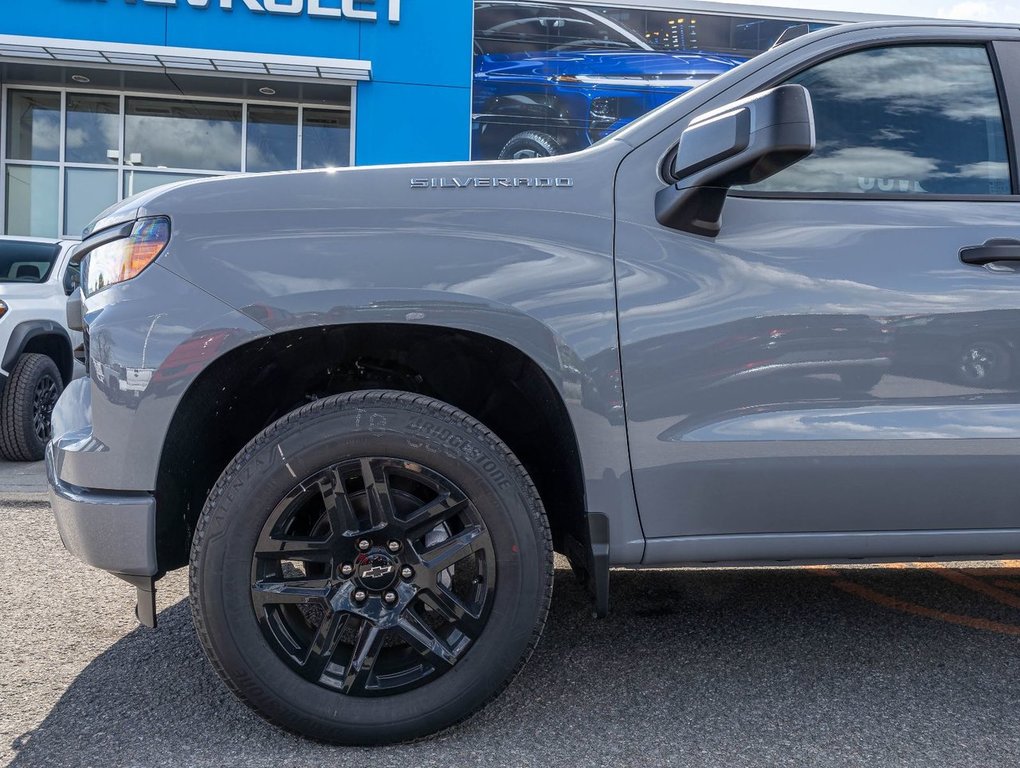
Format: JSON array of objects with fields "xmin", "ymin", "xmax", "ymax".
[
  {"xmin": 83, "ymin": 217, "xmax": 170, "ymax": 296},
  {"xmin": 590, "ymin": 97, "xmax": 619, "ymax": 122}
]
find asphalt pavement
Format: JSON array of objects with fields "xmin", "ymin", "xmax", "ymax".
[{"xmin": 3, "ymin": 466, "xmax": 1020, "ymax": 767}]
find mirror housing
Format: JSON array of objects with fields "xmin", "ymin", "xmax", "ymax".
[{"xmin": 655, "ymin": 84, "xmax": 815, "ymax": 237}]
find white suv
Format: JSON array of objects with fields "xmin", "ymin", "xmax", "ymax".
[{"xmin": 0, "ymin": 237, "xmax": 80, "ymax": 461}]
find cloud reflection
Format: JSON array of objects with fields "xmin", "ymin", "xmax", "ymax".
[{"xmin": 749, "ymin": 45, "xmax": 1009, "ymax": 195}]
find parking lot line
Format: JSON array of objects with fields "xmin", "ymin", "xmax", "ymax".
[
  {"xmin": 826, "ymin": 574, "xmax": 1020, "ymax": 637},
  {"xmin": 910, "ymin": 562, "xmax": 1020, "ymax": 610},
  {"xmin": 816, "ymin": 565, "xmax": 1020, "ymax": 637}
]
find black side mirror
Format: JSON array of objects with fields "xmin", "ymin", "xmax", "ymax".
[
  {"xmin": 655, "ymin": 84, "xmax": 815, "ymax": 237},
  {"xmin": 63, "ymin": 261, "xmax": 82, "ymax": 297}
]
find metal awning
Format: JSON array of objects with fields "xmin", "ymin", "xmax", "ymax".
[{"xmin": 0, "ymin": 34, "xmax": 371, "ymax": 83}]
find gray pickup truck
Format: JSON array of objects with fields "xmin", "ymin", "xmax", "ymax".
[{"xmin": 48, "ymin": 21, "xmax": 1020, "ymax": 744}]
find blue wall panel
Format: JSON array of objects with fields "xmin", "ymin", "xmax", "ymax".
[
  {"xmin": 2, "ymin": 0, "xmax": 168, "ymax": 45},
  {"xmin": 359, "ymin": 0, "xmax": 473, "ymax": 88},
  {"xmin": 164, "ymin": 4, "xmax": 362, "ymax": 59},
  {"xmin": 0, "ymin": 0, "xmax": 474, "ymax": 164},
  {"xmin": 355, "ymin": 80, "xmax": 471, "ymax": 165}
]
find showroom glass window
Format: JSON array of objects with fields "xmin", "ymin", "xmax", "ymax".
[
  {"xmin": 743, "ymin": 45, "xmax": 1011, "ymax": 196},
  {"xmin": 2, "ymin": 88, "xmax": 353, "ymax": 239},
  {"xmin": 470, "ymin": 1, "xmax": 833, "ymax": 160}
]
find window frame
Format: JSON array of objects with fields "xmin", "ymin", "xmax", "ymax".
[
  {"xmin": 728, "ymin": 39, "xmax": 1020, "ymax": 203},
  {"xmin": 0, "ymin": 83, "xmax": 355, "ymax": 239}
]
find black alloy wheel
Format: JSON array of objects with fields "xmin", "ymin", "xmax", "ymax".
[
  {"xmin": 33, "ymin": 372, "xmax": 60, "ymax": 442},
  {"xmin": 191, "ymin": 391, "xmax": 552, "ymax": 745},
  {"xmin": 251, "ymin": 457, "xmax": 496, "ymax": 696}
]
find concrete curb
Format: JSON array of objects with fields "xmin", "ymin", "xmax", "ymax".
[
  {"xmin": 0, "ymin": 460, "xmax": 49, "ymax": 505},
  {"xmin": 0, "ymin": 492, "xmax": 49, "ymax": 505}
]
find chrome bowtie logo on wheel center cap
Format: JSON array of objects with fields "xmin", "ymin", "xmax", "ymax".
[{"xmin": 355, "ymin": 553, "xmax": 398, "ymax": 591}]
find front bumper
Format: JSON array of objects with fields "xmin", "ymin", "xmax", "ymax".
[
  {"xmin": 47, "ymin": 376, "xmax": 161, "ymax": 626},
  {"xmin": 46, "ymin": 378, "xmax": 158, "ymax": 578},
  {"xmin": 47, "ymin": 443, "xmax": 158, "ymax": 578}
]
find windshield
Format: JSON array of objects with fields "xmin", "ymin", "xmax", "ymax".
[
  {"xmin": 475, "ymin": 3, "xmax": 829, "ymax": 58},
  {"xmin": 0, "ymin": 240, "xmax": 61, "ymax": 284},
  {"xmin": 475, "ymin": 3, "xmax": 648, "ymax": 54}
]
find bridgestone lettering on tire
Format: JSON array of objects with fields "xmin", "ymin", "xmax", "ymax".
[
  {"xmin": 0, "ymin": 353, "xmax": 63, "ymax": 462},
  {"xmin": 189, "ymin": 390, "xmax": 553, "ymax": 745}
]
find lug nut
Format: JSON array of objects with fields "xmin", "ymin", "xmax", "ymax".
[
  {"xmin": 400, "ymin": 566, "xmax": 414, "ymax": 580},
  {"xmin": 383, "ymin": 591, "xmax": 398, "ymax": 605},
  {"xmin": 357, "ymin": 539, "xmax": 371, "ymax": 552},
  {"xmin": 339, "ymin": 563, "xmax": 354, "ymax": 578},
  {"xmin": 387, "ymin": 540, "xmax": 402, "ymax": 554},
  {"xmin": 353, "ymin": 589, "xmax": 368, "ymax": 603}
]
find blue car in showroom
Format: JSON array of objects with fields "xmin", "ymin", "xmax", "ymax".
[{"xmin": 472, "ymin": 2, "xmax": 747, "ymax": 159}]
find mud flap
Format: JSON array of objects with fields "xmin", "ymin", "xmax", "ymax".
[
  {"xmin": 566, "ymin": 512, "xmax": 610, "ymax": 618},
  {"xmin": 117, "ymin": 573, "xmax": 158, "ymax": 628}
]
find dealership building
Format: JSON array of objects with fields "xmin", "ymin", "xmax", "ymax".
[{"xmin": 1, "ymin": 0, "xmax": 886, "ymax": 239}]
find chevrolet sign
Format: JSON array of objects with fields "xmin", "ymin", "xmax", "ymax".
[{"xmin": 107, "ymin": 0, "xmax": 401, "ymax": 22}]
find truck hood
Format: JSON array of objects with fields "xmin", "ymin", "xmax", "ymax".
[
  {"xmin": 475, "ymin": 50, "xmax": 748, "ymax": 81},
  {"xmin": 79, "ymin": 147, "xmax": 625, "ymax": 238}
]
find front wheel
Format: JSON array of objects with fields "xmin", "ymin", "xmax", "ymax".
[{"xmin": 190, "ymin": 391, "xmax": 553, "ymax": 744}]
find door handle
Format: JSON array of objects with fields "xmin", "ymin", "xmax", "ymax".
[{"xmin": 960, "ymin": 238, "xmax": 1020, "ymax": 265}]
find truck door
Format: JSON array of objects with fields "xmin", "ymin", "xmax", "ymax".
[{"xmin": 615, "ymin": 38, "xmax": 1020, "ymax": 561}]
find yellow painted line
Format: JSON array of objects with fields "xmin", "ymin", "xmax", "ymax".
[
  {"xmin": 813, "ymin": 566, "xmax": 1020, "ymax": 637},
  {"xmin": 824, "ymin": 574, "xmax": 1020, "ymax": 637},
  {"xmin": 910, "ymin": 562, "xmax": 1020, "ymax": 611}
]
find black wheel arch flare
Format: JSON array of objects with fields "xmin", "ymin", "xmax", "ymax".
[{"xmin": 2, "ymin": 320, "xmax": 74, "ymax": 385}]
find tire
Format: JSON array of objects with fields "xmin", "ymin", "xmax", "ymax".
[
  {"xmin": 497, "ymin": 130, "xmax": 563, "ymax": 160},
  {"xmin": 0, "ymin": 353, "xmax": 63, "ymax": 462},
  {"xmin": 190, "ymin": 390, "xmax": 553, "ymax": 745}
]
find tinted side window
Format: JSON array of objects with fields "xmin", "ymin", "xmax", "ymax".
[
  {"xmin": 745, "ymin": 45, "xmax": 1011, "ymax": 196},
  {"xmin": 0, "ymin": 240, "xmax": 60, "ymax": 284}
]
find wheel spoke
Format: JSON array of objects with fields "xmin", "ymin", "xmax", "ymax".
[
  {"xmin": 397, "ymin": 609, "xmax": 460, "ymax": 667},
  {"xmin": 401, "ymin": 491, "xmax": 469, "ymax": 536},
  {"xmin": 361, "ymin": 458, "xmax": 397, "ymax": 529},
  {"xmin": 418, "ymin": 585, "xmax": 484, "ymax": 638},
  {"xmin": 251, "ymin": 577, "xmax": 332, "ymax": 606},
  {"xmin": 319, "ymin": 468, "xmax": 361, "ymax": 538},
  {"xmin": 302, "ymin": 611, "xmax": 350, "ymax": 682},
  {"xmin": 418, "ymin": 525, "xmax": 488, "ymax": 575},
  {"xmin": 340, "ymin": 619, "xmax": 384, "ymax": 694},
  {"xmin": 254, "ymin": 535, "xmax": 334, "ymax": 563}
]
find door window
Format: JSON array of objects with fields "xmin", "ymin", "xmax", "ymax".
[{"xmin": 744, "ymin": 45, "xmax": 1011, "ymax": 196}]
